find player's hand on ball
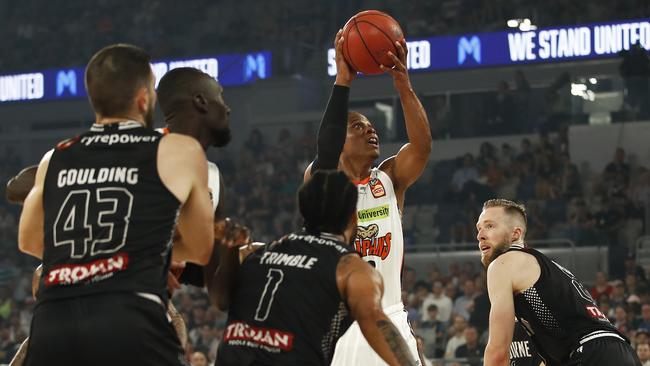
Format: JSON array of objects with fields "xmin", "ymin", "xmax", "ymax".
[
  {"xmin": 380, "ymin": 39, "xmax": 410, "ymax": 87},
  {"xmin": 334, "ymin": 29, "xmax": 356, "ymax": 87}
]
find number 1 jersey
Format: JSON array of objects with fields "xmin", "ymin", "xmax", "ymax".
[
  {"xmin": 218, "ymin": 231, "xmax": 358, "ymax": 366},
  {"xmin": 40, "ymin": 121, "xmax": 180, "ymax": 304}
]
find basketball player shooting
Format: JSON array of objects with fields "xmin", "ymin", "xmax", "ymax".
[
  {"xmin": 478, "ymin": 199, "xmax": 640, "ymax": 366},
  {"xmin": 217, "ymin": 170, "xmax": 416, "ymax": 366},
  {"xmin": 304, "ymin": 29, "xmax": 432, "ymax": 366}
]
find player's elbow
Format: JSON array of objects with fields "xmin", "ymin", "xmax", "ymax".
[
  {"xmin": 195, "ymin": 239, "xmax": 214, "ymax": 266},
  {"xmin": 354, "ymin": 306, "xmax": 386, "ymax": 331},
  {"xmin": 484, "ymin": 344, "xmax": 509, "ymax": 365}
]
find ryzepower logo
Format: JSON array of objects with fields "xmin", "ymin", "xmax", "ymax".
[{"xmin": 358, "ymin": 205, "xmax": 389, "ymax": 223}]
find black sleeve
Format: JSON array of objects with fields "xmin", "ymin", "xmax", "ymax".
[
  {"xmin": 311, "ymin": 85, "xmax": 350, "ymax": 173},
  {"xmin": 179, "ymin": 263, "xmax": 205, "ymax": 287}
]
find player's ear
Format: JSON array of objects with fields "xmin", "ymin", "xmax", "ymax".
[
  {"xmin": 192, "ymin": 93, "xmax": 209, "ymax": 113},
  {"xmin": 511, "ymin": 227, "xmax": 523, "ymax": 243},
  {"xmin": 135, "ymin": 86, "xmax": 150, "ymax": 114}
]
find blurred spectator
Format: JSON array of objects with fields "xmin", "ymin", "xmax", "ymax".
[
  {"xmin": 619, "ymin": 42, "xmax": 650, "ymax": 118},
  {"xmin": 420, "ymin": 304, "xmax": 446, "ymax": 358},
  {"xmin": 451, "ymin": 154, "xmax": 479, "ymax": 193},
  {"xmin": 604, "ymin": 148, "xmax": 632, "ymax": 191},
  {"xmin": 639, "ymin": 304, "xmax": 650, "ymax": 330},
  {"xmin": 444, "ymin": 315, "xmax": 468, "ymax": 359},
  {"xmin": 591, "ymin": 271, "xmax": 614, "ymax": 300},
  {"xmin": 454, "ymin": 326, "xmax": 484, "ymax": 366},
  {"xmin": 638, "ymin": 342, "xmax": 650, "ymax": 366},
  {"xmin": 422, "ymin": 281, "xmax": 453, "ymax": 323},
  {"xmin": 453, "ymin": 279, "xmax": 476, "ymax": 321},
  {"xmin": 190, "ymin": 349, "xmax": 210, "ymax": 366}
]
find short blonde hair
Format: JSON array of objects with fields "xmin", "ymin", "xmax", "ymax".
[{"xmin": 483, "ymin": 199, "xmax": 527, "ymax": 228}]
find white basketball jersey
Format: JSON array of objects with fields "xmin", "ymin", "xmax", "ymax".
[
  {"xmin": 354, "ymin": 168, "xmax": 403, "ymax": 309},
  {"xmin": 156, "ymin": 127, "xmax": 220, "ymax": 212},
  {"xmin": 207, "ymin": 161, "xmax": 220, "ymax": 212}
]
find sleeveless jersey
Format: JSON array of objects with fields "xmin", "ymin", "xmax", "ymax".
[
  {"xmin": 354, "ymin": 168, "xmax": 403, "ymax": 308},
  {"xmin": 217, "ymin": 231, "xmax": 358, "ymax": 366},
  {"xmin": 39, "ymin": 121, "xmax": 180, "ymax": 304},
  {"xmin": 510, "ymin": 321, "xmax": 544, "ymax": 366},
  {"xmin": 156, "ymin": 127, "xmax": 220, "ymax": 211},
  {"xmin": 507, "ymin": 245, "xmax": 623, "ymax": 363},
  {"xmin": 156, "ymin": 127, "xmax": 221, "ymax": 287}
]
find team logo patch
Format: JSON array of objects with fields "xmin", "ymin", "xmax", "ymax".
[
  {"xmin": 224, "ymin": 321, "xmax": 294, "ymax": 352},
  {"xmin": 56, "ymin": 136, "xmax": 80, "ymax": 150},
  {"xmin": 369, "ymin": 178, "xmax": 386, "ymax": 198},
  {"xmin": 355, "ymin": 224, "xmax": 391, "ymax": 260}
]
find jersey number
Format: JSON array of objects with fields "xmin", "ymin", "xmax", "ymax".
[
  {"xmin": 254, "ymin": 268, "xmax": 284, "ymax": 321},
  {"xmin": 54, "ymin": 188, "xmax": 133, "ymax": 259},
  {"xmin": 552, "ymin": 260, "xmax": 596, "ymax": 304}
]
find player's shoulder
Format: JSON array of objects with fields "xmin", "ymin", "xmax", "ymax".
[
  {"xmin": 488, "ymin": 250, "xmax": 530, "ymax": 274},
  {"xmin": 160, "ymin": 132, "xmax": 203, "ymax": 152}
]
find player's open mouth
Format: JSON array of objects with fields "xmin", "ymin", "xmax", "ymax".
[
  {"xmin": 480, "ymin": 244, "xmax": 490, "ymax": 253},
  {"xmin": 368, "ymin": 137, "xmax": 379, "ymax": 147}
]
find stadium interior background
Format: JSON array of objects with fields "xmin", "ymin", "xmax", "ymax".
[{"xmin": 0, "ymin": 0, "xmax": 649, "ymax": 364}]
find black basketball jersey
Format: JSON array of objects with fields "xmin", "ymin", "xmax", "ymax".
[
  {"xmin": 507, "ymin": 245, "xmax": 623, "ymax": 364},
  {"xmin": 510, "ymin": 321, "xmax": 544, "ymax": 366},
  {"xmin": 39, "ymin": 121, "xmax": 180, "ymax": 304},
  {"xmin": 217, "ymin": 231, "xmax": 358, "ymax": 366}
]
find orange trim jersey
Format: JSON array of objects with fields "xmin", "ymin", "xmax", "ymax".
[{"xmin": 354, "ymin": 167, "xmax": 403, "ymax": 309}]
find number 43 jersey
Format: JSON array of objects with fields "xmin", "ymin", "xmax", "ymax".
[
  {"xmin": 40, "ymin": 121, "xmax": 181, "ymax": 304},
  {"xmin": 217, "ymin": 231, "xmax": 358, "ymax": 366}
]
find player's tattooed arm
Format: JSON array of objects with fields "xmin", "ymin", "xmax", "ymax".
[
  {"xmin": 336, "ymin": 254, "xmax": 417, "ymax": 366},
  {"xmin": 167, "ymin": 302, "xmax": 188, "ymax": 349},
  {"xmin": 376, "ymin": 319, "xmax": 417, "ymax": 366},
  {"xmin": 9, "ymin": 337, "xmax": 28, "ymax": 366}
]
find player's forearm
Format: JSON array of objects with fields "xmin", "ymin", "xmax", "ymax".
[
  {"xmin": 397, "ymin": 85, "xmax": 432, "ymax": 156},
  {"xmin": 167, "ymin": 302, "xmax": 188, "ymax": 349},
  {"xmin": 209, "ymin": 246, "xmax": 239, "ymax": 311},
  {"xmin": 313, "ymin": 85, "xmax": 350, "ymax": 171},
  {"xmin": 357, "ymin": 311, "xmax": 416, "ymax": 366}
]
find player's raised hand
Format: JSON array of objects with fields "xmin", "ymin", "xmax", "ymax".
[
  {"xmin": 380, "ymin": 39, "xmax": 410, "ymax": 88},
  {"xmin": 216, "ymin": 218, "xmax": 251, "ymax": 249},
  {"xmin": 335, "ymin": 29, "xmax": 356, "ymax": 87}
]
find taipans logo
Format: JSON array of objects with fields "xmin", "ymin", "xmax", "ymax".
[
  {"xmin": 457, "ymin": 36, "xmax": 481, "ymax": 65},
  {"xmin": 355, "ymin": 224, "xmax": 392, "ymax": 260}
]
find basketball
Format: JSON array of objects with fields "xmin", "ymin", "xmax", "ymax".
[{"xmin": 342, "ymin": 10, "xmax": 405, "ymax": 75}]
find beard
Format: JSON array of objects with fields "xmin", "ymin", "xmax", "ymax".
[
  {"xmin": 480, "ymin": 234, "xmax": 511, "ymax": 268},
  {"xmin": 212, "ymin": 127, "xmax": 231, "ymax": 147}
]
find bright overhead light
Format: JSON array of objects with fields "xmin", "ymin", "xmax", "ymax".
[
  {"xmin": 522, "ymin": 18, "xmax": 531, "ymax": 25},
  {"xmin": 507, "ymin": 19, "xmax": 519, "ymax": 28},
  {"xmin": 589, "ymin": 78, "xmax": 598, "ymax": 84}
]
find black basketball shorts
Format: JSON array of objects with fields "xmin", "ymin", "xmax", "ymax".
[{"xmin": 24, "ymin": 292, "xmax": 187, "ymax": 366}]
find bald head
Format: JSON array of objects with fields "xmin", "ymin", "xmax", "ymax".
[{"xmin": 157, "ymin": 67, "xmax": 219, "ymax": 116}]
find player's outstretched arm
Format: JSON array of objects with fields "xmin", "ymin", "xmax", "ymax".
[
  {"xmin": 18, "ymin": 151, "xmax": 52, "ymax": 259},
  {"xmin": 6, "ymin": 165, "xmax": 37, "ymax": 204},
  {"xmin": 158, "ymin": 133, "xmax": 214, "ymax": 265},
  {"xmin": 209, "ymin": 218, "xmax": 251, "ymax": 310},
  {"xmin": 484, "ymin": 255, "xmax": 517, "ymax": 366},
  {"xmin": 337, "ymin": 254, "xmax": 416, "ymax": 366},
  {"xmin": 378, "ymin": 40, "xmax": 432, "ymax": 195},
  {"xmin": 304, "ymin": 29, "xmax": 354, "ymax": 182}
]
